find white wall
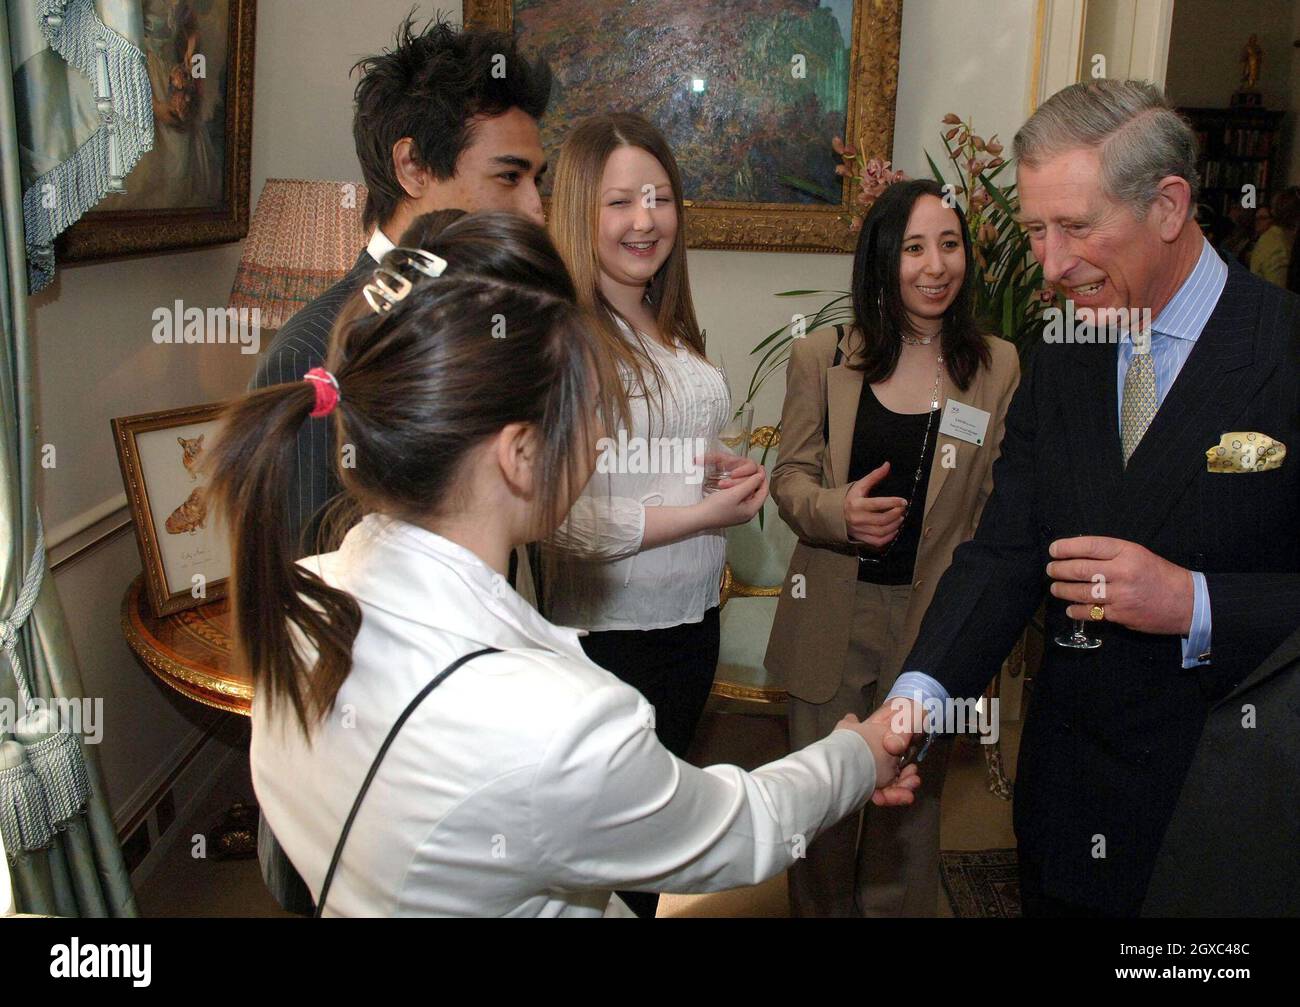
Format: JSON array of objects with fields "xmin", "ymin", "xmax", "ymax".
[
  {"xmin": 1077, "ymin": 0, "xmax": 1175, "ymax": 90},
  {"xmin": 1082, "ymin": 0, "xmax": 1137, "ymax": 81},
  {"xmin": 25, "ymin": 0, "xmax": 1042, "ymax": 832}
]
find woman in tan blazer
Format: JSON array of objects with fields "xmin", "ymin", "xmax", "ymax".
[{"xmin": 765, "ymin": 178, "xmax": 1020, "ymax": 917}]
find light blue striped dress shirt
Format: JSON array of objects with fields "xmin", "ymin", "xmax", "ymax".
[{"xmin": 891, "ymin": 238, "xmax": 1228, "ymax": 710}]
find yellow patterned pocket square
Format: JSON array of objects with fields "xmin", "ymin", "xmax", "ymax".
[{"xmin": 1206, "ymin": 432, "xmax": 1286, "ymax": 473}]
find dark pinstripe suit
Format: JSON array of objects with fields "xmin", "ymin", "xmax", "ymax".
[
  {"xmin": 248, "ymin": 250, "xmax": 374, "ymax": 554},
  {"xmin": 902, "ymin": 259, "xmax": 1300, "ymax": 914},
  {"xmin": 1142, "ymin": 621, "xmax": 1300, "ymax": 916}
]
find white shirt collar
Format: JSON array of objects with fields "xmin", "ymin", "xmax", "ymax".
[
  {"xmin": 301, "ymin": 514, "xmax": 590, "ymax": 661},
  {"xmin": 366, "ymin": 227, "xmax": 396, "ymax": 264}
]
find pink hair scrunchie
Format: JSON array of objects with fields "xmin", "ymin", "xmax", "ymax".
[{"xmin": 303, "ymin": 367, "xmax": 341, "ymax": 418}]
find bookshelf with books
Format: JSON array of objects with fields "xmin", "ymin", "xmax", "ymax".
[{"xmin": 1179, "ymin": 106, "xmax": 1285, "ymax": 220}]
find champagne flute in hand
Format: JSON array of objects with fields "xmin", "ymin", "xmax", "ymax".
[{"xmin": 1053, "ymin": 529, "xmax": 1102, "ymax": 650}]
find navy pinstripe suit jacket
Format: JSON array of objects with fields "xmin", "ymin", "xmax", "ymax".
[
  {"xmin": 248, "ymin": 250, "xmax": 373, "ymax": 556},
  {"xmin": 902, "ymin": 259, "xmax": 1300, "ymax": 914}
]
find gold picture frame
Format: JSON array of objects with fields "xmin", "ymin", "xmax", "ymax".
[
  {"xmin": 466, "ymin": 0, "xmax": 901, "ymax": 252},
  {"xmin": 112, "ymin": 402, "xmax": 230, "ymax": 617},
  {"xmin": 58, "ymin": 0, "xmax": 257, "ymax": 261}
]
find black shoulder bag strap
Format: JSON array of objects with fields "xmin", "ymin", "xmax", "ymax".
[
  {"xmin": 314, "ymin": 645, "xmax": 502, "ymax": 917},
  {"xmin": 823, "ymin": 323, "xmax": 846, "ymax": 446}
]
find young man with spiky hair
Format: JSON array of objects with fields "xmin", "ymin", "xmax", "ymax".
[
  {"xmin": 248, "ymin": 14, "xmax": 551, "ymax": 915},
  {"xmin": 250, "ymin": 15, "xmax": 551, "ymax": 554}
]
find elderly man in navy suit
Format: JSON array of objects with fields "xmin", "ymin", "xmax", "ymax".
[{"xmin": 874, "ymin": 79, "xmax": 1300, "ymax": 916}]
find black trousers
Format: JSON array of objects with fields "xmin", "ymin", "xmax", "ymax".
[
  {"xmin": 1017, "ymin": 848, "xmax": 1111, "ymax": 918},
  {"xmin": 579, "ymin": 607, "xmax": 721, "ymax": 916}
]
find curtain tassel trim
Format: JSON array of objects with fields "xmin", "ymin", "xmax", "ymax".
[
  {"xmin": 24, "ymin": 0, "xmax": 155, "ymax": 292},
  {"xmin": 0, "ymin": 513, "xmax": 92, "ymax": 860},
  {"xmin": 0, "ymin": 742, "xmax": 54, "ymax": 855}
]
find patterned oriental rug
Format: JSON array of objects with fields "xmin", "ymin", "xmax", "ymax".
[{"xmin": 940, "ymin": 849, "xmax": 1022, "ymax": 918}]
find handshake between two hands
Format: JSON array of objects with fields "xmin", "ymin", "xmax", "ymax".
[{"xmin": 835, "ymin": 699, "xmax": 926, "ymax": 807}]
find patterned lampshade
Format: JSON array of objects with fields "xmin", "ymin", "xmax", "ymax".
[{"xmin": 228, "ymin": 178, "xmax": 369, "ymax": 330}]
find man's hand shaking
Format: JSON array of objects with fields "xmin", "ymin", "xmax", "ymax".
[{"xmin": 837, "ymin": 700, "xmax": 923, "ymax": 806}]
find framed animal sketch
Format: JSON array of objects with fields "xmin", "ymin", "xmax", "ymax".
[
  {"xmin": 112, "ymin": 402, "xmax": 230, "ymax": 617},
  {"xmin": 59, "ymin": 0, "xmax": 256, "ymax": 260},
  {"xmin": 466, "ymin": 0, "xmax": 901, "ymax": 251}
]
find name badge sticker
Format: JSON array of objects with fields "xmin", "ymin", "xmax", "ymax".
[{"xmin": 938, "ymin": 399, "xmax": 991, "ymax": 446}]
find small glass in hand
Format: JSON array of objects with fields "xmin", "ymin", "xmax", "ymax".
[
  {"xmin": 1053, "ymin": 530, "xmax": 1102, "ymax": 650},
  {"xmin": 703, "ymin": 402, "xmax": 754, "ymax": 493}
]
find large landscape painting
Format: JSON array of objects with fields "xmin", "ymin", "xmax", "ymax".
[
  {"xmin": 519, "ymin": 0, "xmax": 852, "ymax": 204},
  {"xmin": 468, "ymin": 0, "xmax": 900, "ymax": 251}
]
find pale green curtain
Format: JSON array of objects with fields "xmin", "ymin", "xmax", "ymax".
[
  {"xmin": 0, "ymin": 0, "xmax": 142, "ymax": 916},
  {"xmin": 13, "ymin": 0, "xmax": 153, "ymax": 292}
]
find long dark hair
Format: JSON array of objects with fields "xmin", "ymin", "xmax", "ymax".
[
  {"xmin": 849, "ymin": 178, "xmax": 989, "ymax": 390},
  {"xmin": 207, "ymin": 212, "xmax": 607, "ymax": 735}
]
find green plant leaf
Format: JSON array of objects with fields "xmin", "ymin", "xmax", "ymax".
[
  {"xmin": 925, "ymin": 150, "xmax": 947, "ymax": 186},
  {"xmin": 982, "ymin": 174, "xmax": 1019, "ymax": 221},
  {"xmin": 777, "ymin": 174, "xmax": 842, "ymax": 204},
  {"xmin": 751, "ymin": 320, "xmax": 798, "ymax": 355}
]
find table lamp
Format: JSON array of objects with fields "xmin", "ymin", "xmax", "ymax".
[{"xmin": 228, "ymin": 178, "xmax": 369, "ymax": 329}]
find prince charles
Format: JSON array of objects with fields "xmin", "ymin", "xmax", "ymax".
[{"xmin": 882, "ymin": 79, "xmax": 1299, "ymax": 916}]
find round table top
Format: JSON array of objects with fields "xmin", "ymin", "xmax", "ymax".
[{"xmin": 122, "ymin": 574, "xmax": 252, "ymax": 716}]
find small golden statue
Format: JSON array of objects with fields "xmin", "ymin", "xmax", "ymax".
[{"xmin": 1240, "ymin": 34, "xmax": 1263, "ymax": 91}]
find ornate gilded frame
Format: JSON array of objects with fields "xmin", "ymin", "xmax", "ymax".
[
  {"xmin": 466, "ymin": 0, "xmax": 901, "ymax": 252},
  {"xmin": 58, "ymin": 0, "xmax": 257, "ymax": 261},
  {"xmin": 112, "ymin": 401, "xmax": 230, "ymax": 618}
]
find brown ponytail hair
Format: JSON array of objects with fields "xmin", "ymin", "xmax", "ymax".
[{"xmin": 207, "ymin": 211, "xmax": 607, "ymax": 735}]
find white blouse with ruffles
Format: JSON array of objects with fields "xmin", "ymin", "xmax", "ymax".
[{"xmin": 543, "ymin": 316, "xmax": 731, "ymax": 632}]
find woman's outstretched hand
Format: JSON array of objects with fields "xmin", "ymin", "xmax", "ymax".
[{"xmin": 836, "ymin": 704, "xmax": 922, "ymax": 806}]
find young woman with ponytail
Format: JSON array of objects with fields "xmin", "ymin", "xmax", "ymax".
[{"xmin": 208, "ymin": 210, "xmax": 919, "ymax": 917}]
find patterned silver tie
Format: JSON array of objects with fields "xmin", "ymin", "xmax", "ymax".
[{"xmin": 1120, "ymin": 347, "xmax": 1157, "ymax": 465}]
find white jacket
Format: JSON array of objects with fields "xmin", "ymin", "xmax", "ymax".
[{"xmin": 250, "ymin": 513, "xmax": 875, "ymax": 916}]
